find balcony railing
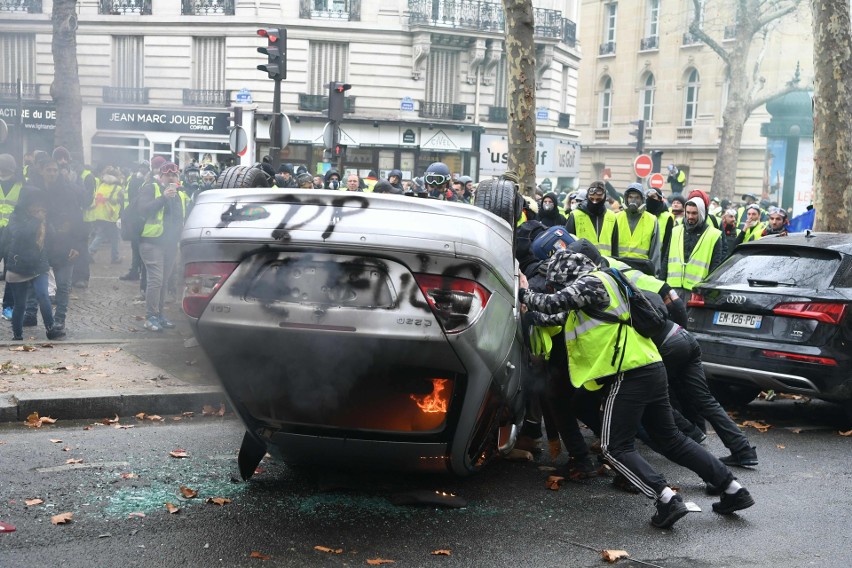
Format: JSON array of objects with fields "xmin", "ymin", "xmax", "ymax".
[
  {"xmin": 0, "ymin": 0, "xmax": 41, "ymax": 13},
  {"xmin": 599, "ymin": 42, "xmax": 616, "ymax": 55},
  {"xmin": 299, "ymin": 0, "xmax": 360, "ymax": 21},
  {"xmin": 183, "ymin": 89, "xmax": 231, "ymax": 107},
  {"xmin": 488, "ymin": 106, "xmax": 507, "ymax": 123},
  {"xmin": 640, "ymin": 36, "xmax": 659, "ymax": 50},
  {"xmin": 677, "ymin": 127, "xmax": 693, "ymax": 140},
  {"xmin": 594, "ymin": 128, "xmax": 609, "ymax": 141},
  {"xmin": 724, "ymin": 25, "xmax": 737, "ymax": 40},
  {"xmin": 682, "ymin": 32, "xmax": 701, "ymax": 46},
  {"xmin": 0, "ymin": 82, "xmax": 39, "ymax": 100},
  {"xmin": 298, "ymin": 93, "xmax": 356, "ymax": 113},
  {"xmin": 182, "ymin": 0, "xmax": 234, "ymax": 15},
  {"xmin": 557, "ymin": 112, "xmax": 570, "ymax": 128},
  {"xmin": 419, "ymin": 101, "xmax": 466, "ymax": 121},
  {"xmin": 99, "ymin": 0, "xmax": 151, "ymax": 14},
  {"xmin": 103, "ymin": 86, "xmax": 149, "ymax": 105}
]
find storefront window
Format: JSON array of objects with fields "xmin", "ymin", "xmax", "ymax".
[
  {"xmin": 415, "ymin": 152, "xmax": 462, "ymax": 179},
  {"xmin": 91, "ymin": 135, "xmax": 148, "ymax": 170},
  {"xmin": 177, "ymin": 138, "xmax": 231, "ymax": 170}
]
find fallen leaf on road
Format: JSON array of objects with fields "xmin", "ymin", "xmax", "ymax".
[
  {"xmin": 777, "ymin": 444, "xmax": 785, "ymax": 449},
  {"xmin": 182, "ymin": 412, "xmax": 195, "ymax": 418},
  {"xmin": 62, "ymin": 447, "xmax": 71, "ymax": 451},
  {"xmin": 179, "ymin": 486, "xmax": 198, "ymax": 499},
  {"xmin": 50, "ymin": 439, "xmax": 62, "ymax": 443},
  {"xmin": 601, "ymin": 549, "xmax": 630, "ymax": 563},
  {"xmin": 51, "ymin": 512, "xmax": 73, "ymax": 525},
  {"xmin": 100, "ymin": 415, "xmax": 120, "ymax": 425},
  {"xmin": 171, "ymin": 417, "xmax": 183, "ymax": 422},
  {"xmin": 146, "ymin": 415, "xmax": 163, "ymax": 422},
  {"xmin": 431, "ymin": 550, "xmax": 451, "ymax": 556},
  {"xmin": 314, "ymin": 546, "xmax": 343, "ymax": 554},
  {"xmin": 83, "ymin": 426, "xmax": 92, "ymax": 431},
  {"xmin": 169, "ymin": 449, "xmax": 189, "ymax": 458},
  {"xmin": 135, "ymin": 413, "xmax": 146, "ymax": 420},
  {"xmin": 66, "ymin": 458, "xmax": 83, "ymax": 464},
  {"xmin": 249, "ymin": 551, "xmax": 271, "ymax": 560},
  {"xmin": 202, "ymin": 404, "xmax": 226, "ymax": 417},
  {"xmin": 789, "ymin": 427, "xmax": 803, "ymax": 434},
  {"xmin": 165, "ymin": 503, "xmax": 180, "ymax": 514},
  {"xmin": 546, "ymin": 475, "xmax": 565, "ymax": 491},
  {"xmin": 114, "ymin": 424, "xmax": 134, "ymax": 429},
  {"xmin": 739, "ymin": 420, "xmax": 771, "ymax": 433},
  {"xmin": 25, "ymin": 498, "xmax": 44, "ymax": 506},
  {"xmin": 120, "ymin": 473, "xmax": 137, "ymax": 479},
  {"xmin": 10, "ymin": 345, "xmax": 37, "ymax": 352},
  {"xmin": 79, "ymin": 352, "xmax": 90, "ymax": 357},
  {"xmin": 206, "ymin": 497, "xmax": 231, "ymax": 506},
  {"xmin": 839, "ymin": 430, "xmax": 852, "ymax": 437},
  {"xmin": 128, "ymin": 512, "xmax": 145, "ymax": 518},
  {"xmin": 366, "ymin": 559, "xmax": 395, "ymax": 565},
  {"xmin": 25, "ymin": 412, "xmax": 57, "ymax": 428}
]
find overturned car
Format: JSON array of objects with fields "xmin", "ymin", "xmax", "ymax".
[{"xmin": 180, "ymin": 165, "xmax": 526, "ymax": 477}]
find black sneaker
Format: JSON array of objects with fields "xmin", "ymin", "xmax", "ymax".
[
  {"xmin": 719, "ymin": 446, "xmax": 758, "ymax": 467},
  {"xmin": 119, "ymin": 271, "xmax": 140, "ymax": 281},
  {"xmin": 712, "ymin": 487, "xmax": 755, "ymax": 514},
  {"xmin": 46, "ymin": 326, "xmax": 66, "ymax": 340},
  {"xmin": 651, "ymin": 494, "xmax": 689, "ymax": 529},
  {"xmin": 52, "ymin": 321, "xmax": 66, "ymax": 333},
  {"xmin": 23, "ymin": 315, "xmax": 38, "ymax": 327}
]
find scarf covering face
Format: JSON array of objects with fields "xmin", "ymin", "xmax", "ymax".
[{"xmin": 545, "ymin": 250, "xmax": 598, "ymax": 289}]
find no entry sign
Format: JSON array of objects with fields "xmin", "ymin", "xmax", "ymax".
[
  {"xmin": 633, "ymin": 154, "xmax": 653, "ymax": 178},
  {"xmin": 649, "ymin": 172, "xmax": 665, "ymax": 189}
]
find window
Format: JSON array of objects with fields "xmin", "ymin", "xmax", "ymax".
[
  {"xmin": 604, "ymin": 3, "xmax": 617, "ymax": 44},
  {"xmin": 193, "ymin": 37, "xmax": 225, "ymax": 91},
  {"xmin": 0, "ymin": 33, "xmax": 35, "ymax": 85},
  {"xmin": 683, "ymin": 68, "xmax": 700, "ymax": 127},
  {"xmin": 645, "ymin": 0, "xmax": 659, "ymax": 39},
  {"xmin": 641, "ymin": 73, "xmax": 655, "ymax": 126},
  {"xmin": 309, "ymin": 41, "xmax": 349, "ymax": 95},
  {"xmin": 113, "ymin": 36, "xmax": 144, "ymax": 88},
  {"xmin": 494, "ymin": 55, "xmax": 508, "ymax": 107},
  {"xmin": 599, "ymin": 76, "xmax": 612, "ymax": 128},
  {"xmin": 425, "ymin": 49, "xmax": 458, "ymax": 104}
]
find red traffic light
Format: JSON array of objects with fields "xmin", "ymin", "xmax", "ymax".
[{"xmin": 257, "ymin": 29, "xmax": 279, "ymax": 42}]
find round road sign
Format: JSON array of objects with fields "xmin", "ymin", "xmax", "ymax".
[
  {"xmin": 633, "ymin": 154, "xmax": 653, "ymax": 178},
  {"xmin": 649, "ymin": 173, "xmax": 665, "ymax": 190},
  {"xmin": 229, "ymin": 126, "xmax": 248, "ymax": 157}
]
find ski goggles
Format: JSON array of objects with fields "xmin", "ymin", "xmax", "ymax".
[
  {"xmin": 587, "ymin": 182, "xmax": 606, "ymax": 196},
  {"xmin": 159, "ymin": 162, "xmax": 179, "ymax": 175},
  {"xmin": 424, "ymin": 173, "xmax": 449, "ymax": 186}
]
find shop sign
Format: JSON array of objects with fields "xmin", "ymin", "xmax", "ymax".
[
  {"xmin": 96, "ymin": 107, "xmax": 230, "ymax": 135},
  {"xmin": 421, "ymin": 130, "xmax": 458, "ymax": 151},
  {"xmin": 480, "ymin": 134, "xmax": 581, "ymax": 177},
  {"xmin": 0, "ymin": 103, "xmax": 57, "ymax": 131},
  {"xmin": 402, "ymin": 129, "xmax": 416, "ymax": 144}
]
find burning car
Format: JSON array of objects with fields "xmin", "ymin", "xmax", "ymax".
[{"xmin": 180, "ymin": 166, "xmax": 526, "ymax": 478}]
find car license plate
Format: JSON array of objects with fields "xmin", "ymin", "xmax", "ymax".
[{"xmin": 713, "ymin": 311, "xmax": 762, "ymax": 329}]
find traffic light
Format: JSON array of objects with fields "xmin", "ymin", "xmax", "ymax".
[
  {"xmin": 328, "ymin": 82, "xmax": 352, "ymax": 122},
  {"xmin": 257, "ymin": 28, "xmax": 286, "ymax": 80},
  {"xmin": 629, "ymin": 119, "xmax": 645, "ymax": 154},
  {"xmin": 333, "ymin": 144, "xmax": 346, "ymax": 158}
]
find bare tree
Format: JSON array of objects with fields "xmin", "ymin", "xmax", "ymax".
[
  {"xmin": 502, "ymin": 0, "xmax": 536, "ymax": 197},
  {"xmin": 689, "ymin": 0, "xmax": 806, "ymax": 198},
  {"xmin": 812, "ymin": 0, "xmax": 852, "ymax": 232},
  {"xmin": 51, "ymin": 0, "xmax": 84, "ymax": 157}
]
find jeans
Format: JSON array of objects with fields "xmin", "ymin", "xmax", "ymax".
[
  {"xmin": 139, "ymin": 241, "xmax": 177, "ymax": 319},
  {"xmin": 600, "ymin": 362, "xmax": 733, "ymax": 499},
  {"xmin": 10, "ymin": 273, "xmax": 54, "ymax": 338},
  {"xmin": 89, "ymin": 220, "xmax": 120, "ymax": 262},
  {"xmin": 659, "ymin": 328, "xmax": 752, "ymax": 454},
  {"xmin": 52, "ymin": 263, "xmax": 74, "ymax": 324}
]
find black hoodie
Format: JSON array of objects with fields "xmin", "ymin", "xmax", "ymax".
[
  {"xmin": 538, "ymin": 192, "xmax": 567, "ymax": 228},
  {"xmin": 565, "ymin": 199, "xmax": 619, "ymax": 257}
]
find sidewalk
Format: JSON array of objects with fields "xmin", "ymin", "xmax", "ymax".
[{"xmin": 1, "ymin": 241, "xmax": 225, "ymax": 422}]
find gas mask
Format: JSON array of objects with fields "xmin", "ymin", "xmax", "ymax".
[
  {"xmin": 542, "ymin": 202, "xmax": 554, "ymax": 212},
  {"xmin": 626, "ymin": 194, "xmax": 644, "ymax": 214}
]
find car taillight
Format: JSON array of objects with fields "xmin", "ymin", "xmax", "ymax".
[
  {"xmin": 687, "ymin": 292, "xmax": 704, "ymax": 307},
  {"xmin": 761, "ymin": 350, "xmax": 838, "ymax": 366},
  {"xmin": 413, "ymin": 273, "xmax": 491, "ymax": 334},
  {"xmin": 772, "ymin": 302, "xmax": 847, "ymax": 324},
  {"xmin": 183, "ymin": 262, "xmax": 238, "ymax": 318}
]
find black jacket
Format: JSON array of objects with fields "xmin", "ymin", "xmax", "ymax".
[
  {"xmin": 2, "ymin": 209, "xmax": 51, "ymax": 278},
  {"xmin": 565, "ymin": 200, "xmax": 619, "ymax": 256}
]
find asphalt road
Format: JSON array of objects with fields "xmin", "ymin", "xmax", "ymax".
[{"xmin": 0, "ymin": 400, "xmax": 850, "ymax": 568}]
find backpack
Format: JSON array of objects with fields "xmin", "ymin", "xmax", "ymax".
[{"xmin": 582, "ymin": 267, "xmax": 668, "ymax": 339}]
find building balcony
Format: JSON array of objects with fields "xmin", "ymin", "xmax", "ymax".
[
  {"xmin": 299, "ymin": 0, "xmax": 360, "ymax": 21},
  {"xmin": 682, "ymin": 32, "xmax": 701, "ymax": 46},
  {"xmin": 640, "ymin": 36, "xmax": 659, "ymax": 51},
  {"xmin": 488, "ymin": 106, "xmax": 507, "ymax": 123},
  {"xmin": 183, "ymin": 89, "xmax": 231, "ymax": 107},
  {"xmin": 594, "ymin": 128, "xmax": 609, "ymax": 141},
  {"xmin": 0, "ymin": 0, "xmax": 41, "ymax": 13},
  {"xmin": 182, "ymin": 0, "xmax": 234, "ymax": 16},
  {"xmin": 677, "ymin": 127, "xmax": 693, "ymax": 140},
  {"xmin": 298, "ymin": 93, "xmax": 356, "ymax": 113},
  {"xmin": 724, "ymin": 25, "xmax": 737, "ymax": 40},
  {"xmin": 103, "ymin": 86, "xmax": 149, "ymax": 105},
  {"xmin": 0, "ymin": 82, "xmax": 40, "ymax": 100},
  {"xmin": 599, "ymin": 42, "xmax": 616, "ymax": 56},
  {"xmin": 419, "ymin": 101, "xmax": 466, "ymax": 121},
  {"xmin": 557, "ymin": 112, "xmax": 570, "ymax": 128},
  {"xmin": 99, "ymin": 0, "xmax": 151, "ymax": 15}
]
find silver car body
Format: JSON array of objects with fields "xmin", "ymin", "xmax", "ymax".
[{"xmin": 180, "ymin": 188, "xmax": 524, "ymax": 475}]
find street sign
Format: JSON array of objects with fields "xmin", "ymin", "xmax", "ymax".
[
  {"xmin": 235, "ymin": 88, "xmax": 253, "ymax": 104},
  {"xmin": 0, "ymin": 119, "xmax": 7, "ymax": 144},
  {"xmin": 229, "ymin": 126, "xmax": 248, "ymax": 156},
  {"xmin": 400, "ymin": 97, "xmax": 414, "ymax": 111},
  {"xmin": 322, "ymin": 121, "xmax": 337, "ymax": 149},
  {"xmin": 633, "ymin": 154, "xmax": 653, "ymax": 178},
  {"xmin": 268, "ymin": 113, "xmax": 292, "ymax": 148},
  {"xmin": 536, "ymin": 108, "xmax": 549, "ymax": 120},
  {"xmin": 649, "ymin": 172, "xmax": 665, "ymax": 190}
]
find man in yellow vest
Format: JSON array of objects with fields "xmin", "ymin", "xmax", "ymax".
[
  {"xmin": 663, "ymin": 197, "xmax": 724, "ymax": 301},
  {"xmin": 644, "ymin": 187, "xmax": 674, "ymax": 274},
  {"xmin": 519, "ymin": 249, "xmax": 754, "ymax": 528},
  {"xmin": 565, "ymin": 180, "xmax": 619, "ymax": 257},
  {"xmin": 736, "ymin": 204, "xmax": 765, "ymax": 244},
  {"xmin": 0, "ymin": 154, "xmax": 24, "ymax": 320},
  {"xmin": 85, "ymin": 166, "xmax": 124, "ymax": 265},
  {"xmin": 615, "ymin": 183, "xmax": 660, "ymax": 274}
]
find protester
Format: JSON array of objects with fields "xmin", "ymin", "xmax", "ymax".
[
  {"xmin": 537, "ymin": 192, "xmax": 567, "ymax": 227},
  {"xmin": 762, "ymin": 208, "xmax": 789, "ymax": 237},
  {"xmin": 86, "ymin": 165, "xmax": 124, "ymax": 265},
  {"xmin": 0, "ymin": 154, "xmax": 23, "ymax": 321},
  {"xmin": 737, "ymin": 204, "xmax": 765, "ymax": 244},
  {"xmin": 615, "ymin": 183, "xmax": 660, "ymax": 274},
  {"xmin": 662, "ymin": 197, "xmax": 724, "ymax": 300},
  {"xmin": 565, "ymin": 181, "xmax": 619, "ymax": 256}
]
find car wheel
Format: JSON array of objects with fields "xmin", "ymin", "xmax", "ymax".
[
  {"xmin": 215, "ymin": 165, "xmax": 272, "ymax": 189},
  {"xmin": 474, "ymin": 178, "xmax": 517, "ymax": 227},
  {"xmin": 708, "ymin": 381, "xmax": 762, "ymax": 408}
]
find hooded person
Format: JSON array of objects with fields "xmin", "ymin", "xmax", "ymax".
[
  {"xmin": 614, "ymin": 183, "xmax": 661, "ymax": 274},
  {"xmin": 295, "ymin": 172, "xmax": 314, "ymax": 189},
  {"xmin": 720, "ymin": 208, "xmax": 740, "ymax": 259},
  {"xmin": 275, "ymin": 164, "xmax": 297, "ymax": 189},
  {"xmin": 518, "ymin": 248, "xmax": 752, "ymax": 528},
  {"xmin": 537, "ymin": 191, "xmax": 567, "ymax": 228},
  {"xmin": 199, "ymin": 164, "xmax": 218, "ymax": 192},
  {"xmin": 687, "ymin": 189, "xmax": 719, "ymax": 229},
  {"xmin": 662, "ymin": 196, "xmax": 725, "ymax": 298},
  {"xmin": 363, "ymin": 170, "xmax": 379, "ymax": 192},
  {"xmin": 387, "ymin": 169, "xmax": 404, "ymax": 192},
  {"xmin": 565, "ymin": 181, "xmax": 619, "ymax": 257},
  {"xmin": 323, "ymin": 168, "xmax": 342, "ymax": 190}
]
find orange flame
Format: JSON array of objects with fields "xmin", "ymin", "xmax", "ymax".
[{"xmin": 411, "ymin": 379, "xmax": 450, "ymax": 413}]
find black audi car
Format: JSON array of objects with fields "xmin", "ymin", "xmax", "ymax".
[{"xmin": 686, "ymin": 232, "xmax": 852, "ymax": 420}]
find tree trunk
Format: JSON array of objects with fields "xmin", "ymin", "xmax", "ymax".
[
  {"xmin": 812, "ymin": 0, "xmax": 852, "ymax": 232},
  {"xmin": 51, "ymin": 0, "xmax": 84, "ymax": 159},
  {"xmin": 502, "ymin": 0, "xmax": 536, "ymax": 197}
]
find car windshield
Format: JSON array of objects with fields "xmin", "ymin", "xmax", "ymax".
[{"xmin": 710, "ymin": 247, "xmax": 842, "ymax": 289}]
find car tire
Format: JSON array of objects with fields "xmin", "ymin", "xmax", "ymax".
[
  {"xmin": 215, "ymin": 165, "xmax": 272, "ymax": 189},
  {"xmin": 708, "ymin": 381, "xmax": 762, "ymax": 408},
  {"xmin": 474, "ymin": 178, "xmax": 517, "ymax": 227}
]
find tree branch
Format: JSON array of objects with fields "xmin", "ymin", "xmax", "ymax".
[
  {"xmin": 748, "ymin": 83, "xmax": 810, "ymax": 113},
  {"xmin": 756, "ymin": 1, "xmax": 801, "ymax": 29},
  {"xmin": 748, "ymin": 26, "xmax": 774, "ymax": 102},
  {"xmin": 690, "ymin": 0, "xmax": 730, "ymax": 66}
]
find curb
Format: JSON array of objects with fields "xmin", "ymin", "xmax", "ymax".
[{"xmin": 1, "ymin": 386, "xmax": 227, "ymax": 423}]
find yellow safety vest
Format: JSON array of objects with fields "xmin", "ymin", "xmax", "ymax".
[
  {"xmin": 667, "ymin": 224, "xmax": 721, "ymax": 291},
  {"xmin": 84, "ymin": 181, "xmax": 123, "ymax": 223},
  {"xmin": 516, "ymin": 209, "xmax": 528, "ymax": 227},
  {"xmin": 604, "ymin": 255, "xmax": 666, "ymax": 294},
  {"xmin": 564, "ymin": 271, "xmax": 661, "ymax": 390},
  {"xmin": 530, "ymin": 326, "xmax": 563, "ymax": 360},
  {"xmin": 571, "ymin": 209, "xmax": 616, "ymax": 256},
  {"xmin": 0, "ymin": 181, "xmax": 22, "ymax": 228},
  {"xmin": 141, "ymin": 184, "xmax": 188, "ymax": 238},
  {"xmin": 615, "ymin": 211, "xmax": 656, "ymax": 259},
  {"xmin": 657, "ymin": 211, "xmax": 673, "ymax": 247},
  {"xmin": 741, "ymin": 222, "xmax": 764, "ymax": 243}
]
